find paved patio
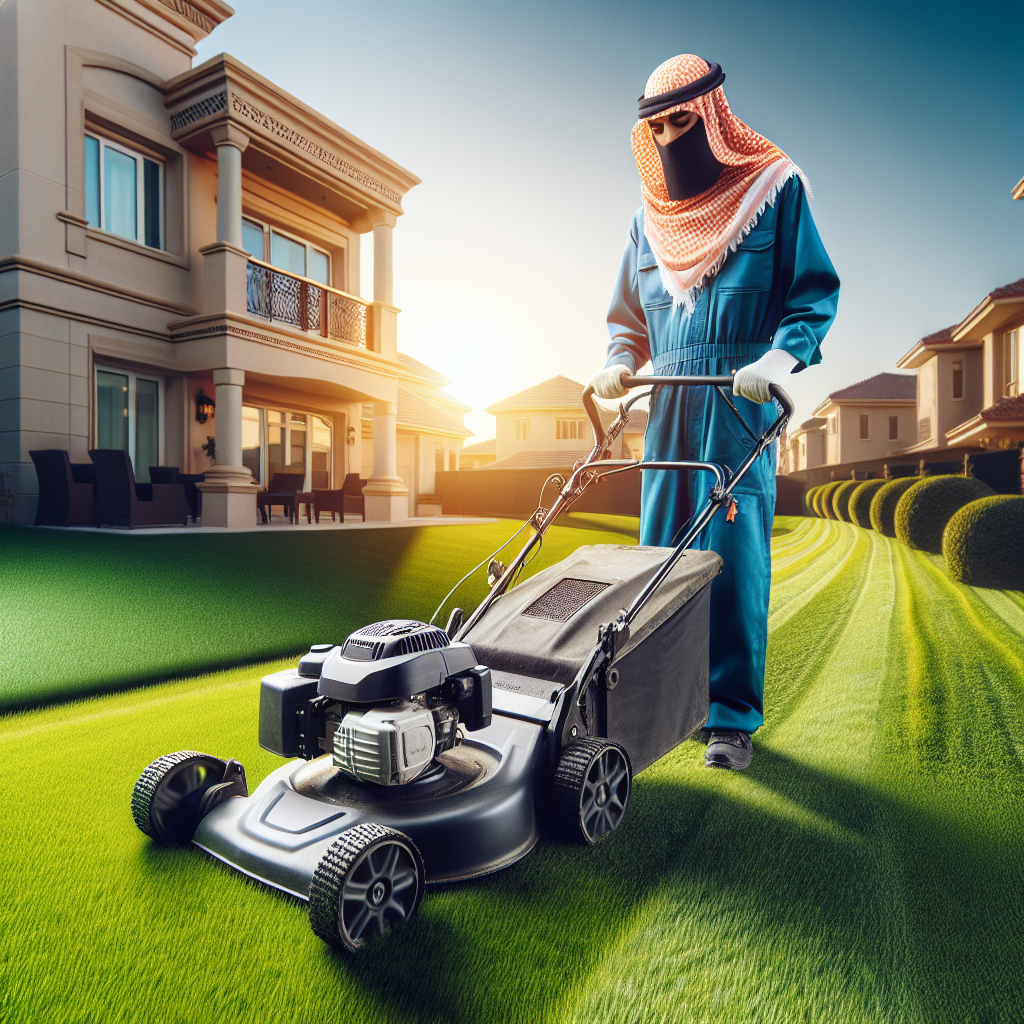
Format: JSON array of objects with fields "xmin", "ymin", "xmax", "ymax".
[{"xmin": 52, "ymin": 515, "xmax": 497, "ymax": 536}]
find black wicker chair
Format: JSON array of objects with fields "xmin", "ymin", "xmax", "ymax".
[
  {"xmin": 89, "ymin": 449, "xmax": 189, "ymax": 528},
  {"xmin": 30, "ymin": 450, "xmax": 95, "ymax": 526},
  {"xmin": 150, "ymin": 467, "xmax": 204, "ymax": 522},
  {"xmin": 257, "ymin": 472, "xmax": 307, "ymax": 524},
  {"xmin": 313, "ymin": 473, "xmax": 365, "ymax": 522}
]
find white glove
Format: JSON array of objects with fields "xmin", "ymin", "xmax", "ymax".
[
  {"xmin": 587, "ymin": 363, "xmax": 632, "ymax": 400},
  {"xmin": 733, "ymin": 349, "xmax": 798, "ymax": 404}
]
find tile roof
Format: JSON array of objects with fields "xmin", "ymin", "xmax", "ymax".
[
  {"xmin": 397, "ymin": 389, "xmax": 472, "ymax": 437},
  {"xmin": 919, "ymin": 325, "xmax": 957, "ymax": 345},
  {"xmin": 485, "ymin": 376, "xmax": 586, "ymax": 413},
  {"xmin": 799, "ymin": 417, "xmax": 826, "ymax": 430},
  {"xmin": 828, "ymin": 373, "xmax": 917, "ymax": 402},
  {"xmin": 397, "ymin": 352, "xmax": 451, "ymax": 386},
  {"xmin": 624, "ymin": 409, "xmax": 648, "ymax": 432},
  {"xmin": 990, "ymin": 278, "xmax": 1024, "ymax": 301},
  {"xmin": 482, "ymin": 449, "xmax": 592, "ymax": 471},
  {"xmin": 461, "ymin": 438, "xmax": 496, "ymax": 455},
  {"xmin": 980, "ymin": 394, "xmax": 1024, "ymax": 421}
]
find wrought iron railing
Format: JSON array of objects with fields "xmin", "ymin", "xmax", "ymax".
[{"xmin": 246, "ymin": 259, "xmax": 368, "ymax": 348}]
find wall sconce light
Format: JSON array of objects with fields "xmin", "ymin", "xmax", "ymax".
[
  {"xmin": 195, "ymin": 389, "xmax": 216, "ymax": 424},
  {"xmin": 347, "ymin": 426, "xmax": 356, "ymax": 447}
]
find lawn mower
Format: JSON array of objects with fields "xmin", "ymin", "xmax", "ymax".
[{"xmin": 131, "ymin": 375, "xmax": 792, "ymax": 951}]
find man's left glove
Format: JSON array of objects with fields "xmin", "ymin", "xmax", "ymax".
[{"xmin": 732, "ymin": 349, "xmax": 799, "ymax": 404}]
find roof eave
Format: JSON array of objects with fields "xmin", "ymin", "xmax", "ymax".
[{"xmin": 952, "ymin": 295, "xmax": 1024, "ymax": 343}]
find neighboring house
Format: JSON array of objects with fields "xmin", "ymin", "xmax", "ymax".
[
  {"xmin": 812, "ymin": 374, "xmax": 918, "ymax": 466},
  {"xmin": 897, "ymin": 279, "xmax": 1024, "ymax": 453},
  {"xmin": 460, "ymin": 439, "xmax": 496, "ymax": 470},
  {"xmin": 482, "ymin": 376, "xmax": 625, "ymax": 470},
  {"xmin": 0, "ymin": 0, "xmax": 467, "ymax": 525},
  {"xmin": 622, "ymin": 408, "xmax": 648, "ymax": 461},
  {"xmin": 783, "ymin": 417, "xmax": 826, "ymax": 473}
]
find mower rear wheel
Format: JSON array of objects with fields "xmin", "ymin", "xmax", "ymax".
[
  {"xmin": 552, "ymin": 738, "xmax": 632, "ymax": 844},
  {"xmin": 131, "ymin": 751, "xmax": 245, "ymax": 846},
  {"xmin": 309, "ymin": 823, "xmax": 424, "ymax": 951}
]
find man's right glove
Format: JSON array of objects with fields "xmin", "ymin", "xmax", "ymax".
[{"xmin": 587, "ymin": 363, "xmax": 632, "ymax": 399}]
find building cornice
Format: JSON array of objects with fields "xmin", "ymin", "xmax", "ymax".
[
  {"xmin": 952, "ymin": 295, "xmax": 1024, "ymax": 343},
  {"xmin": 812, "ymin": 396, "xmax": 917, "ymax": 417},
  {"xmin": 896, "ymin": 338, "xmax": 983, "ymax": 369}
]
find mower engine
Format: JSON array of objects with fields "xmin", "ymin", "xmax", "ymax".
[{"xmin": 258, "ymin": 620, "xmax": 492, "ymax": 787}]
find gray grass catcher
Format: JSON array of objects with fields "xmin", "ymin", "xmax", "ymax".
[{"xmin": 131, "ymin": 375, "xmax": 793, "ymax": 952}]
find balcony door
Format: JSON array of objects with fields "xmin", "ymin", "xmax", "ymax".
[{"xmin": 94, "ymin": 366, "xmax": 164, "ymax": 483}]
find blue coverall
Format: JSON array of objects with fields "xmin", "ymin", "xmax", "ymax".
[{"xmin": 605, "ymin": 176, "xmax": 839, "ymax": 733}]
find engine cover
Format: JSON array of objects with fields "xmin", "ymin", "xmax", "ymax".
[{"xmin": 332, "ymin": 701, "xmax": 458, "ymax": 786}]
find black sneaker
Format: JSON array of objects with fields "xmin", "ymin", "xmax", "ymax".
[{"xmin": 704, "ymin": 731, "xmax": 753, "ymax": 770}]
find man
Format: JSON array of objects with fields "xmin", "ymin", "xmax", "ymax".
[{"xmin": 588, "ymin": 55, "xmax": 839, "ymax": 769}]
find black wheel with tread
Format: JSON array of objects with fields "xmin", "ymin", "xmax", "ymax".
[
  {"xmin": 309, "ymin": 823, "xmax": 424, "ymax": 951},
  {"xmin": 131, "ymin": 750, "xmax": 244, "ymax": 845},
  {"xmin": 552, "ymin": 738, "xmax": 632, "ymax": 844}
]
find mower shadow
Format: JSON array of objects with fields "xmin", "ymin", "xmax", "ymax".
[{"xmin": 328, "ymin": 744, "xmax": 1023, "ymax": 1024}]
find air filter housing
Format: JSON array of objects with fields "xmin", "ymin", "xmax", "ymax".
[{"xmin": 340, "ymin": 619, "xmax": 450, "ymax": 662}]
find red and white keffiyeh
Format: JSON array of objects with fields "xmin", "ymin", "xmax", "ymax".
[{"xmin": 633, "ymin": 54, "xmax": 809, "ymax": 310}]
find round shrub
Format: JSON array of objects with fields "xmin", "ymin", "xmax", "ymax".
[
  {"xmin": 816, "ymin": 481, "xmax": 843, "ymax": 519},
  {"xmin": 895, "ymin": 475, "xmax": 996, "ymax": 553},
  {"xmin": 870, "ymin": 477, "xmax": 918, "ymax": 537},
  {"xmin": 942, "ymin": 495, "xmax": 1024, "ymax": 590},
  {"xmin": 831, "ymin": 480, "xmax": 861, "ymax": 522},
  {"xmin": 809, "ymin": 485, "xmax": 827, "ymax": 517},
  {"xmin": 803, "ymin": 485, "xmax": 821, "ymax": 516},
  {"xmin": 849, "ymin": 479, "xmax": 886, "ymax": 528}
]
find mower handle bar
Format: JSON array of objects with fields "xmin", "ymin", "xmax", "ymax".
[{"xmin": 582, "ymin": 374, "xmax": 794, "ymax": 449}]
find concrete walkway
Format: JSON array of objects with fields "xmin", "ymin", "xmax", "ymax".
[{"xmin": 55, "ymin": 515, "xmax": 497, "ymax": 536}]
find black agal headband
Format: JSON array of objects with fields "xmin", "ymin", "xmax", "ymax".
[{"xmin": 637, "ymin": 62, "xmax": 726, "ymax": 119}]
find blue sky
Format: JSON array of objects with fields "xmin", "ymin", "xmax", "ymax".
[{"xmin": 197, "ymin": 0, "xmax": 1023, "ymax": 437}]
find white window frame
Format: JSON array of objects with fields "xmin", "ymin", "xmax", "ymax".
[
  {"xmin": 556, "ymin": 419, "xmax": 587, "ymax": 440},
  {"xmin": 515, "ymin": 419, "xmax": 530, "ymax": 441},
  {"xmin": 252, "ymin": 404, "xmax": 333, "ymax": 491},
  {"xmin": 85, "ymin": 132, "xmax": 165, "ymax": 250},
  {"xmin": 93, "ymin": 363, "xmax": 165, "ymax": 473},
  {"xmin": 243, "ymin": 215, "xmax": 331, "ymax": 285}
]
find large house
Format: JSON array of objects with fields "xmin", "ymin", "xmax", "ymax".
[
  {"xmin": 480, "ymin": 376, "xmax": 633, "ymax": 470},
  {"xmin": 0, "ymin": 0, "xmax": 468, "ymax": 525}
]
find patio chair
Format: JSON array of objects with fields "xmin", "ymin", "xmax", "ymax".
[
  {"xmin": 89, "ymin": 449, "xmax": 189, "ymax": 528},
  {"xmin": 150, "ymin": 467, "xmax": 205, "ymax": 522},
  {"xmin": 257, "ymin": 472, "xmax": 308, "ymax": 524},
  {"xmin": 30, "ymin": 449, "xmax": 96, "ymax": 526},
  {"xmin": 312, "ymin": 473, "xmax": 365, "ymax": 523}
]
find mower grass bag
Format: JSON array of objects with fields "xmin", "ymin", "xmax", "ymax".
[{"xmin": 466, "ymin": 544, "xmax": 722, "ymax": 774}]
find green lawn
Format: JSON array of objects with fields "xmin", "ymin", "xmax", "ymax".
[
  {"xmin": 2, "ymin": 517, "xmax": 1023, "ymax": 1023},
  {"xmin": 0, "ymin": 514, "xmax": 638, "ymax": 712}
]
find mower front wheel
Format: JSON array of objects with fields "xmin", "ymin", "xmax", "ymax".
[
  {"xmin": 552, "ymin": 738, "xmax": 632, "ymax": 844},
  {"xmin": 309, "ymin": 823, "xmax": 425, "ymax": 951},
  {"xmin": 131, "ymin": 751, "xmax": 247, "ymax": 846}
]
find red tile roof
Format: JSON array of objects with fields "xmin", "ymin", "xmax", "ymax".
[
  {"xmin": 919, "ymin": 325, "xmax": 957, "ymax": 345},
  {"xmin": 828, "ymin": 373, "xmax": 917, "ymax": 402},
  {"xmin": 980, "ymin": 394, "xmax": 1024, "ymax": 421},
  {"xmin": 485, "ymin": 376, "xmax": 586, "ymax": 413},
  {"xmin": 482, "ymin": 449, "xmax": 591, "ymax": 471},
  {"xmin": 990, "ymin": 278, "xmax": 1024, "ymax": 301}
]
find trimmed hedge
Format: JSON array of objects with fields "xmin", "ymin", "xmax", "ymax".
[
  {"xmin": 849, "ymin": 480, "xmax": 887, "ymax": 528},
  {"xmin": 895, "ymin": 475, "xmax": 996, "ymax": 553},
  {"xmin": 809, "ymin": 485, "xmax": 826, "ymax": 517},
  {"xmin": 832, "ymin": 481, "xmax": 861, "ymax": 522},
  {"xmin": 870, "ymin": 477, "xmax": 918, "ymax": 537},
  {"xmin": 803, "ymin": 485, "xmax": 822, "ymax": 516},
  {"xmin": 942, "ymin": 495, "xmax": 1024, "ymax": 590},
  {"xmin": 816, "ymin": 481, "xmax": 844, "ymax": 519}
]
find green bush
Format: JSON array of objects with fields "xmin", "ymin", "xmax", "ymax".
[
  {"xmin": 869, "ymin": 477, "xmax": 918, "ymax": 537},
  {"xmin": 942, "ymin": 495, "xmax": 1024, "ymax": 590},
  {"xmin": 808, "ymin": 485, "xmax": 826, "ymax": 517},
  {"xmin": 815, "ymin": 481, "xmax": 843, "ymax": 519},
  {"xmin": 849, "ymin": 480, "xmax": 886, "ymax": 528},
  {"xmin": 831, "ymin": 481, "xmax": 861, "ymax": 522},
  {"xmin": 803, "ymin": 485, "xmax": 821, "ymax": 516},
  {"xmin": 895, "ymin": 475, "xmax": 996, "ymax": 553}
]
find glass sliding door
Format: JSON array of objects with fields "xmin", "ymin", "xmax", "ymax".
[
  {"xmin": 96, "ymin": 371, "xmax": 129, "ymax": 451},
  {"xmin": 242, "ymin": 406, "xmax": 262, "ymax": 485},
  {"xmin": 311, "ymin": 417, "xmax": 331, "ymax": 489},
  {"xmin": 135, "ymin": 379, "xmax": 159, "ymax": 483}
]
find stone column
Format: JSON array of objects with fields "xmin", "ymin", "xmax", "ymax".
[
  {"xmin": 373, "ymin": 221, "xmax": 394, "ymax": 305},
  {"xmin": 366, "ymin": 212, "xmax": 398, "ymax": 360},
  {"xmin": 363, "ymin": 399, "xmax": 408, "ymax": 521},
  {"xmin": 196, "ymin": 368, "xmax": 258, "ymax": 529},
  {"xmin": 212, "ymin": 124, "xmax": 249, "ymax": 247}
]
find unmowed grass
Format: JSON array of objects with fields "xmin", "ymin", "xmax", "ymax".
[
  {"xmin": 2, "ymin": 518, "xmax": 1023, "ymax": 1023},
  {"xmin": 0, "ymin": 514, "xmax": 637, "ymax": 711}
]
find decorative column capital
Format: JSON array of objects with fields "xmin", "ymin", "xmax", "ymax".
[
  {"xmin": 212, "ymin": 367, "xmax": 245, "ymax": 387},
  {"xmin": 210, "ymin": 123, "xmax": 250, "ymax": 152}
]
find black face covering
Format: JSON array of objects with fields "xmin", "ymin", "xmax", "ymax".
[{"xmin": 654, "ymin": 116, "xmax": 726, "ymax": 201}]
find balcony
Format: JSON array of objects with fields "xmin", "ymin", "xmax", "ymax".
[{"xmin": 245, "ymin": 258, "xmax": 368, "ymax": 348}]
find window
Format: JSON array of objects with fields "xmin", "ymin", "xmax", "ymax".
[
  {"xmin": 84, "ymin": 133, "xmax": 163, "ymax": 248},
  {"xmin": 94, "ymin": 366, "xmax": 162, "ymax": 482},
  {"xmin": 556, "ymin": 419, "xmax": 587, "ymax": 440},
  {"xmin": 515, "ymin": 419, "xmax": 530, "ymax": 441},
  {"xmin": 859, "ymin": 414, "xmax": 870, "ymax": 440},
  {"xmin": 243, "ymin": 406, "xmax": 332, "ymax": 490},
  {"xmin": 952, "ymin": 359, "xmax": 964, "ymax": 400},
  {"xmin": 242, "ymin": 216, "xmax": 331, "ymax": 285},
  {"xmin": 1005, "ymin": 330, "xmax": 1019, "ymax": 398},
  {"xmin": 888, "ymin": 415, "xmax": 899, "ymax": 441}
]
